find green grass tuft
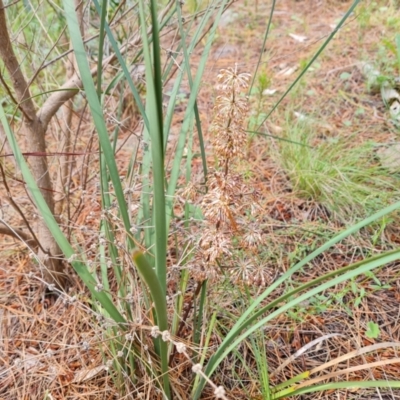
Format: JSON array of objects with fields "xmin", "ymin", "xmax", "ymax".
[{"xmin": 275, "ymin": 118, "xmax": 400, "ymax": 224}]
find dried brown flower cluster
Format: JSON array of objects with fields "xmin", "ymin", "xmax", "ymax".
[
  {"xmin": 210, "ymin": 67, "xmax": 250, "ymax": 168},
  {"xmin": 191, "ymin": 66, "xmax": 266, "ymax": 285}
]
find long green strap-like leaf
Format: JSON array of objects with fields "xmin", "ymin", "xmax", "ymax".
[
  {"xmin": 273, "ymin": 381, "xmax": 400, "ymax": 399},
  {"xmin": 96, "ymin": 0, "xmax": 108, "ymax": 97},
  {"xmin": 193, "ymin": 248, "xmax": 400, "ymax": 399},
  {"xmin": 62, "ymin": 0, "xmax": 133, "ymax": 244},
  {"xmin": 138, "ymin": 0, "xmax": 167, "ymax": 296},
  {"xmin": 192, "ymin": 198, "xmax": 400, "ymax": 399},
  {"xmin": 136, "ymin": 0, "xmax": 170, "ymax": 395},
  {"xmin": 132, "ymin": 250, "xmax": 170, "ymax": 398},
  {"xmin": 249, "ymin": 0, "xmax": 276, "ymax": 94},
  {"xmin": 165, "ymin": 0, "xmax": 229, "ymax": 230},
  {"xmin": 255, "ymin": 0, "xmax": 362, "ymax": 130},
  {"xmin": 0, "ymin": 103, "xmax": 125, "ymax": 325},
  {"xmin": 149, "ymin": 0, "xmax": 164, "ymax": 139}
]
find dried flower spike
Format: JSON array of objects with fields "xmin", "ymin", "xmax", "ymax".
[{"xmin": 194, "ymin": 66, "xmax": 252, "ymax": 282}]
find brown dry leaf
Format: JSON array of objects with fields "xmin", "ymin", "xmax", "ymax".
[
  {"xmin": 73, "ymin": 365, "xmax": 106, "ymax": 383},
  {"xmin": 59, "ymin": 371, "xmax": 75, "ymax": 385},
  {"xmin": 69, "ymin": 361, "xmax": 82, "ymax": 369}
]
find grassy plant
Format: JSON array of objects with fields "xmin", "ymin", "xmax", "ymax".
[
  {"xmin": 273, "ymin": 117, "xmax": 400, "ymax": 224},
  {"xmin": 3, "ymin": 0, "xmax": 400, "ymax": 399},
  {"xmin": 0, "ymin": 0, "xmax": 229, "ymax": 396}
]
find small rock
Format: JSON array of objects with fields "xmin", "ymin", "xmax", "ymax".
[
  {"xmin": 219, "ymin": 10, "xmax": 239, "ymax": 27},
  {"xmin": 289, "ymin": 33, "xmax": 308, "ymax": 42},
  {"xmin": 377, "ymin": 144, "xmax": 400, "ymax": 172}
]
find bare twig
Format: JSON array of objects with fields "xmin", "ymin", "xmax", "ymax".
[
  {"xmin": 39, "ymin": 2, "xmax": 139, "ymax": 72},
  {"xmin": 37, "ymin": 0, "xmax": 175, "ymax": 131},
  {"xmin": 0, "ymin": 70, "xmax": 19, "ymax": 107},
  {"xmin": 270, "ymin": 333, "xmax": 345, "ymax": 378},
  {"xmin": 0, "ymin": 0, "xmax": 20, "ymax": 10},
  {"xmin": 0, "ymin": 162, "xmax": 43, "ymax": 252},
  {"xmin": 54, "ymin": 0, "xmax": 84, "ymax": 217},
  {"xmin": 0, "ymin": 0, "xmax": 65, "ymax": 287},
  {"xmin": 0, "ymin": 222, "xmax": 38, "ymax": 248}
]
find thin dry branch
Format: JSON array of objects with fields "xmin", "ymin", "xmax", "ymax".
[
  {"xmin": 0, "ymin": 162, "xmax": 43, "ymax": 252},
  {"xmin": 0, "ymin": 223, "xmax": 38, "ymax": 248},
  {"xmin": 0, "ymin": 0, "xmax": 64, "ymax": 287},
  {"xmin": 39, "ymin": 3, "xmax": 140, "ymax": 72},
  {"xmin": 0, "ymin": 5, "xmax": 37, "ymax": 122},
  {"xmin": 37, "ymin": 0, "xmax": 174, "ymax": 131},
  {"xmin": 0, "ymin": 0, "xmax": 174, "ymax": 288},
  {"xmin": 54, "ymin": 0, "xmax": 84, "ymax": 217}
]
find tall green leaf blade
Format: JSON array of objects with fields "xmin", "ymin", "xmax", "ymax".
[
  {"xmin": 273, "ymin": 381, "xmax": 400, "ymax": 399},
  {"xmin": 256, "ymin": 0, "xmax": 362, "ymax": 130},
  {"xmin": 136, "ymin": 0, "xmax": 169, "ymax": 396},
  {"xmin": 165, "ymin": 0, "xmax": 229, "ymax": 230},
  {"xmin": 138, "ymin": 0, "xmax": 167, "ymax": 296},
  {"xmin": 226, "ymin": 201, "xmax": 400, "ymax": 346},
  {"xmin": 132, "ymin": 250, "xmax": 170, "ymax": 398},
  {"xmin": 62, "ymin": 0, "xmax": 132, "ymax": 242},
  {"xmin": 193, "ymin": 243, "xmax": 400, "ymax": 398},
  {"xmin": 249, "ymin": 0, "xmax": 276, "ymax": 94},
  {"xmin": 0, "ymin": 103, "xmax": 125, "ymax": 324}
]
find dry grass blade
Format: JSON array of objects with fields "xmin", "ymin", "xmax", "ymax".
[
  {"xmin": 309, "ymin": 342, "xmax": 400, "ymax": 376},
  {"xmin": 270, "ymin": 333, "xmax": 345, "ymax": 378},
  {"xmin": 295, "ymin": 357, "xmax": 400, "ymax": 390}
]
